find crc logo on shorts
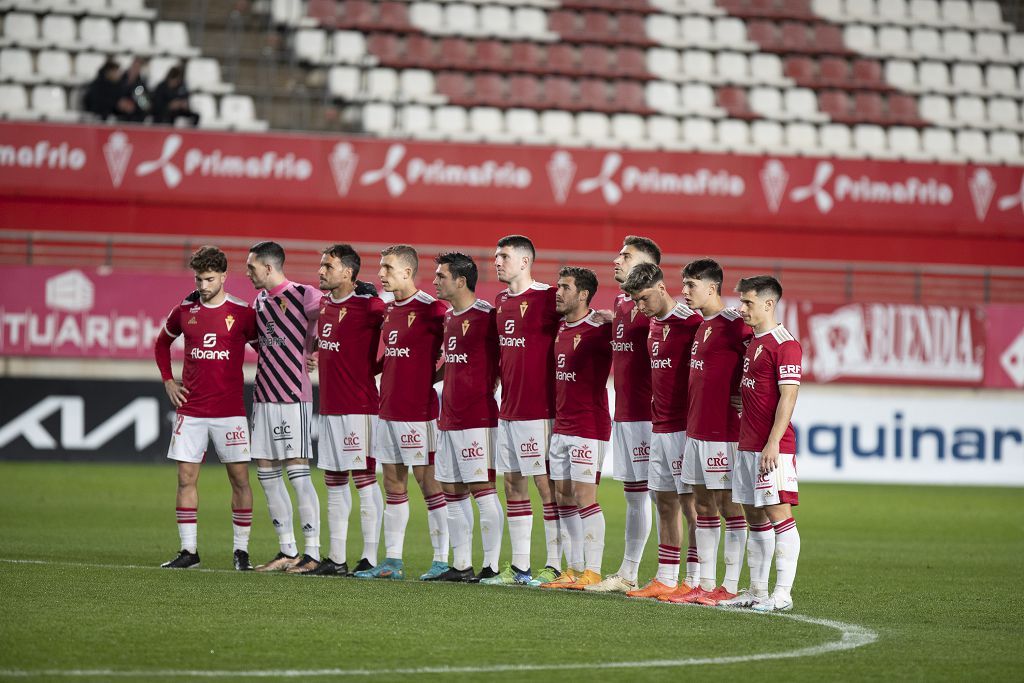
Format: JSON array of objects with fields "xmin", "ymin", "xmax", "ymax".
[
  {"xmin": 343, "ymin": 431, "xmax": 361, "ymax": 452},
  {"xmin": 225, "ymin": 426, "xmax": 248, "ymax": 446},
  {"xmin": 272, "ymin": 421, "xmax": 291, "ymax": 441},
  {"xmin": 520, "ymin": 437, "xmax": 541, "ymax": 456},
  {"xmin": 632, "ymin": 441, "xmax": 650, "ymax": 462},
  {"xmin": 755, "ymin": 471, "xmax": 772, "ymax": 489},
  {"xmin": 401, "ymin": 428, "xmax": 423, "ymax": 449},
  {"xmin": 706, "ymin": 451, "xmax": 729, "ymax": 472},
  {"xmin": 671, "ymin": 459, "xmax": 682, "ymax": 476},
  {"xmin": 461, "ymin": 441, "xmax": 485, "ymax": 459},
  {"xmin": 569, "ymin": 444, "xmax": 593, "ymax": 465}
]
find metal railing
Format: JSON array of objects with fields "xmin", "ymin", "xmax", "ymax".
[{"xmin": 2, "ymin": 230, "xmax": 1021, "ymax": 305}]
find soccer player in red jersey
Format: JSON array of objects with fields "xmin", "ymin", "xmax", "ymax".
[
  {"xmin": 539, "ymin": 267, "xmax": 613, "ymax": 590},
  {"xmin": 731, "ymin": 276, "xmax": 803, "ymax": 612},
  {"xmin": 155, "ymin": 246, "xmax": 258, "ymax": 570},
  {"xmin": 619, "ymin": 263, "xmax": 703, "ymax": 600},
  {"xmin": 431, "ymin": 252, "xmax": 504, "ymax": 583},
  {"xmin": 676, "ymin": 258, "xmax": 754, "ymax": 606},
  {"xmin": 246, "ymin": 242, "xmax": 324, "ymax": 573},
  {"xmin": 355, "ymin": 245, "xmax": 450, "ymax": 581},
  {"xmin": 484, "ymin": 235, "xmax": 563, "ymax": 587},
  {"xmin": 305, "ymin": 244, "xmax": 386, "ymax": 577},
  {"xmin": 587, "ymin": 236, "xmax": 661, "ymax": 593}
]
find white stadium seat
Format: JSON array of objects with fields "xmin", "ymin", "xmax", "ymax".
[
  {"xmin": 0, "ymin": 83, "xmax": 33, "ymax": 118},
  {"xmin": 147, "ymin": 56, "xmax": 178, "ymax": 87},
  {"xmin": 219, "ymin": 94, "xmax": 267, "ymax": 131},
  {"xmin": 78, "ymin": 17, "xmax": 115, "ymax": 51},
  {"xmin": 506, "ymin": 107, "xmax": 540, "ymax": 141},
  {"xmin": 434, "ymin": 104, "xmax": 469, "ymax": 136},
  {"xmin": 988, "ymin": 131, "xmax": 1021, "ymax": 161},
  {"xmin": 0, "ymin": 47, "xmax": 37, "ymax": 83},
  {"xmin": 955, "ymin": 128, "xmax": 988, "ymax": 160},
  {"xmin": 116, "ymin": 19, "xmax": 153, "ymax": 54},
  {"xmin": 681, "ymin": 117, "xmax": 715, "ymax": 149},
  {"xmin": 366, "ymin": 68, "xmax": 398, "ymax": 100},
  {"xmin": 189, "ymin": 92, "xmax": 221, "ymax": 128},
  {"xmin": 540, "ymin": 110, "xmax": 576, "ymax": 143},
  {"xmin": 30, "ymin": 83, "xmax": 75, "ymax": 120},
  {"xmin": 577, "ymin": 111, "xmax": 612, "ymax": 145},
  {"xmin": 293, "ymin": 28, "xmax": 327, "ymax": 64},
  {"xmin": 37, "ymin": 49, "xmax": 73, "ymax": 84},
  {"xmin": 332, "ymin": 31, "xmax": 366, "ymax": 64},
  {"xmin": 888, "ymin": 126, "xmax": 922, "ymax": 158},
  {"xmin": 40, "ymin": 14, "xmax": 79, "ymax": 50},
  {"xmin": 362, "ymin": 102, "xmax": 395, "ymax": 135},
  {"xmin": 327, "ymin": 65, "xmax": 360, "ymax": 99},
  {"xmin": 717, "ymin": 118, "xmax": 749, "ymax": 151},
  {"xmin": 73, "ymin": 51, "xmax": 105, "ymax": 83},
  {"xmin": 647, "ymin": 115, "xmax": 682, "ymax": 148},
  {"xmin": 819, "ymin": 122, "xmax": 854, "ymax": 156},
  {"xmin": 399, "ymin": 69, "xmax": 438, "ymax": 103},
  {"xmin": 751, "ymin": 119, "xmax": 785, "ymax": 153},
  {"xmin": 185, "ymin": 57, "xmax": 233, "ymax": 94},
  {"xmin": 469, "ymin": 106, "xmax": 505, "ymax": 140},
  {"xmin": 885, "ymin": 60, "xmax": 917, "ymax": 90},
  {"xmin": 612, "ymin": 113, "xmax": 648, "ymax": 148},
  {"xmin": 922, "ymin": 127, "xmax": 957, "ymax": 160},
  {"xmin": 153, "ymin": 21, "xmax": 197, "ymax": 58},
  {"xmin": 854, "ymin": 124, "xmax": 890, "ymax": 157},
  {"xmin": 786, "ymin": 122, "xmax": 818, "ymax": 153},
  {"xmin": 409, "ymin": 3, "xmax": 443, "ymax": 33},
  {"xmin": 400, "ymin": 104, "xmax": 432, "ymax": 136}
]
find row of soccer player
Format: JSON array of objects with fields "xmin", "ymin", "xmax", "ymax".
[{"xmin": 155, "ymin": 235, "xmax": 801, "ymax": 612}]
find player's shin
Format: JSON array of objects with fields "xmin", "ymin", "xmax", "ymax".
[
  {"xmin": 324, "ymin": 470, "xmax": 351, "ymax": 564},
  {"xmin": 257, "ymin": 466, "xmax": 297, "ymax": 555},
  {"xmin": 286, "ymin": 463, "xmax": 321, "ymax": 561},
  {"xmin": 723, "ymin": 515, "xmax": 747, "ymax": 594},
  {"xmin": 580, "ymin": 503, "xmax": 605, "ymax": 575},
  {"xmin": 354, "ymin": 472, "xmax": 382, "ymax": 564},
  {"xmin": 473, "ymin": 488, "xmax": 503, "ymax": 571},
  {"xmin": 772, "ymin": 516, "xmax": 800, "ymax": 599},
  {"xmin": 444, "ymin": 491, "xmax": 472, "ymax": 570},
  {"xmin": 620, "ymin": 482, "xmax": 651, "ymax": 583}
]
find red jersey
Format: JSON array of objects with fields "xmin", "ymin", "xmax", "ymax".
[
  {"xmin": 647, "ymin": 302, "xmax": 702, "ymax": 434},
  {"xmin": 495, "ymin": 282, "xmax": 560, "ymax": 421},
  {"xmin": 439, "ymin": 299, "xmax": 499, "ymax": 431},
  {"xmin": 379, "ymin": 290, "xmax": 447, "ymax": 422},
  {"xmin": 612, "ymin": 294, "xmax": 653, "ymax": 422},
  {"xmin": 553, "ymin": 311, "xmax": 613, "ymax": 440},
  {"xmin": 157, "ymin": 291, "xmax": 257, "ymax": 418},
  {"xmin": 739, "ymin": 324, "xmax": 802, "ymax": 454},
  {"xmin": 316, "ymin": 291, "xmax": 386, "ymax": 416},
  {"xmin": 687, "ymin": 308, "xmax": 752, "ymax": 442}
]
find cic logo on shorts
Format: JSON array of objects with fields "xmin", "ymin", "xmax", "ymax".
[{"xmin": 272, "ymin": 421, "xmax": 291, "ymax": 441}]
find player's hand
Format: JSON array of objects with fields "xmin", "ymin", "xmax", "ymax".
[
  {"xmin": 730, "ymin": 394, "xmax": 743, "ymax": 414},
  {"xmin": 164, "ymin": 379, "xmax": 188, "ymax": 408},
  {"xmin": 306, "ymin": 352, "xmax": 319, "ymax": 372},
  {"xmin": 592, "ymin": 309, "xmax": 613, "ymax": 324},
  {"xmin": 759, "ymin": 442, "xmax": 780, "ymax": 476}
]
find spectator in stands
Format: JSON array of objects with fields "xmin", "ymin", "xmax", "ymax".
[
  {"xmin": 151, "ymin": 66, "xmax": 200, "ymax": 127},
  {"xmin": 83, "ymin": 61, "xmax": 141, "ymax": 122},
  {"xmin": 119, "ymin": 57, "xmax": 151, "ymax": 123}
]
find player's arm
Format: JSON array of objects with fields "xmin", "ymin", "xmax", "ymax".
[
  {"xmin": 154, "ymin": 314, "xmax": 188, "ymax": 408},
  {"xmin": 759, "ymin": 384, "xmax": 799, "ymax": 475},
  {"xmin": 434, "ymin": 363, "xmax": 445, "ymax": 383}
]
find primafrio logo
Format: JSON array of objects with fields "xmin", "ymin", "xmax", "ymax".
[
  {"xmin": 788, "ymin": 161, "xmax": 954, "ymax": 215},
  {"xmin": 556, "ymin": 151, "xmax": 745, "ymax": 206},
  {"xmin": 133, "ymin": 134, "xmax": 313, "ymax": 189},
  {"xmin": 359, "ymin": 143, "xmax": 531, "ymax": 198}
]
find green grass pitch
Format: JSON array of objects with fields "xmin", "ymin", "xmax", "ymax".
[{"xmin": 0, "ymin": 461, "xmax": 1021, "ymax": 681}]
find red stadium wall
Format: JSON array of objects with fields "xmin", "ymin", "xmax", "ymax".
[{"xmin": 1, "ymin": 122, "xmax": 1022, "ymax": 267}]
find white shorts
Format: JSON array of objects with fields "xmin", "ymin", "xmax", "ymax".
[
  {"xmin": 435, "ymin": 427, "xmax": 496, "ymax": 484},
  {"xmin": 375, "ymin": 419, "xmax": 437, "ymax": 467},
  {"xmin": 167, "ymin": 414, "xmax": 251, "ymax": 464},
  {"xmin": 681, "ymin": 439, "xmax": 736, "ymax": 490},
  {"xmin": 548, "ymin": 434, "xmax": 607, "ymax": 484},
  {"xmin": 611, "ymin": 420, "xmax": 652, "ymax": 482},
  {"xmin": 251, "ymin": 402, "xmax": 313, "ymax": 461},
  {"xmin": 495, "ymin": 418, "xmax": 551, "ymax": 475},
  {"xmin": 732, "ymin": 450, "xmax": 800, "ymax": 508},
  {"xmin": 316, "ymin": 414, "xmax": 378, "ymax": 472},
  {"xmin": 648, "ymin": 431, "xmax": 692, "ymax": 494}
]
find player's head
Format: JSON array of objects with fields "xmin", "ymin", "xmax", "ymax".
[
  {"xmin": 613, "ymin": 235, "xmax": 662, "ymax": 284},
  {"xmin": 189, "ymin": 245, "xmax": 228, "ymax": 303},
  {"xmin": 433, "ymin": 251, "xmax": 477, "ymax": 303},
  {"xmin": 681, "ymin": 257, "xmax": 724, "ymax": 310},
  {"xmin": 555, "ymin": 266, "xmax": 597, "ymax": 316},
  {"xmin": 736, "ymin": 275, "xmax": 783, "ymax": 328},
  {"xmin": 622, "ymin": 262, "xmax": 673, "ymax": 318},
  {"xmin": 379, "ymin": 244, "xmax": 418, "ymax": 293},
  {"xmin": 246, "ymin": 241, "xmax": 285, "ymax": 290},
  {"xmin": 319, "ymin": 243, "xmax": 360, "ymax": 292},
  {"xmin": 494, "ymin": 234, "xmax": 535, "ymax": 284}
]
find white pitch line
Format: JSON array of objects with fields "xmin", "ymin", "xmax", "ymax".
[{"xmin": 0, "ymin": 557, "xmax": 878, "ymax": 678}]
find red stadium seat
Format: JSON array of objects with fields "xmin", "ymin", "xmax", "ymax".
[
  {"xmin": 887, "ymin": 94, "xmax": 921, "ymax": 126},
  {"xmin": 542, "ymin": 76, "xmax": 577, "ymax": 109},
  {"xmin": 338, "ymin": 0, "xmax": 375, "ymax": 30},
  {"xmin": 746, "ymin": 20, "xmax": 781, "ymax": 50},
  {"xmin": 579, "ymin": 78, "xmax": 611, "ymax": 111},
  {"xmin": 780, "ymin": 22, "xmax": 811, "ymax": 52},
  {"xmin": 612, "ymin": 47, "xmax": 647, "ymax": 79},
  {"xmin": 580, "ymin": 45, "xmax": 614, "ymax": 77},
  {"xmin": 439, "ymin": 38, "xmax": 473, "ymax": 69},
  {"xmin": 818, "ymin": 57, "xmax": 850, "ymax": 88},
  {"xmin": 784, "ymin": 56, "xmax": 816, "ymax": 84},
  {"xmin": 403, "ymin": 35, "xmax": 437, "ymax": 69},
  {"xmin": 819, "ymin": 90, "xmax": 852, "ymax": 121},
  {"xmin": 851, "ymin": 59, "xmax": 883, "ymax": 89},
  {"xmin": 616, "ymin": 14, "xmax": 649, "ymax": 44},
  {"xmin": 472, "ymin": 73, "xmax": 505, "ymax": 107},
  {"xmin": 581, "ymin": 11, "xmax": 612, "ymax": 41},
  {"xmin": 436, "ymin": 71, "xmax": 471, "ymax": 104},
  {"xmin": 475, "ymin": 40, "xmax": 507, "ymax": 72},
  {"xmin": 717, "ymin": 86, "xmax": 755, "ymax": 118},
  {"xmin": 510, "ymin": 42, "xmax": 545, "ymax": 74},
  {"xmin": 508, "ymin": 74, "xmax": 543, "ymax": 107},
  {"xmin": 813, "ymin": 23, "xmax": 847, "ymax": 54},
  {"xmin": 612, "ymin": 79, "xmax": 647, "ymax": 113},
  {"xmin": 548, "ymin": 11, "xmax": 580, "ymax": 39},
  {"xmin": 307, "ymin": 0, "xmax": 337, "ymax": 27},
  {"xmin": 377, "ymin": 2, "xmax": 409, "ymax": 31},
  {"xmin": 853, "ymin": 91, "xmax": 884, "ymax": 124},
  {"xmin": 367, "ymin": 33, "xmax": 402, "ymax": 65},
  {"xmin": 548, "ymin": 43, "xmax": 580, "ymax": 76}
]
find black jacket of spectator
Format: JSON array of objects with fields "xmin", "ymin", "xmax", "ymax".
[
  {"xmin": 151, "ymin": 70, "xmax": 199, "ymax": 126},
  {"xmin": 83, "ymin": 65, "xmax": 124, "ymax": 119}
]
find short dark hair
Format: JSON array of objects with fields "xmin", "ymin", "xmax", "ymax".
[
  {"xmin": 322, "ymin": 243, "xmax": 361, "ymax": 279},
  {"xmin": 166, "ymin": 65, "xmax": 183, "ymax": 81},
  {"xmin": 380, "ymin": 244, "xmax": 419, "ymax": 276},
  {"xmin": 435, "ymin": 252, "xmax": 478, "ymax": 292},
  {"xmin": 249, "ymin": 241, "xmax": 285, "ymax": 271},
  {"xmin": 621, "ymin": 262, "xmax": 664, "ymax": 296},
  {"xmin": 496, "ymin": 234, "xmax": 536, "ymax": 261},
  {"xmin": 736, "ymin": 275, "xmax": 783, "ymax": 302},
  {"xmin": 623, "ymin": 235, "xmax": 662, "ymax": 264},
  {"xmin": 558, "ymin": 266, "xmax": 598, "ymax": 305},
  {"xmin": 189, "ymin": 245, "xmax": 227, "ymax": 273},
  {"xmin": 682, "ymin": 257, "xmax": 724, "ymax": 294}
]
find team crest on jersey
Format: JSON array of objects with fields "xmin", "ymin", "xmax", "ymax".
[
  {"xmin": 277, "ymin": 297, "xmax": 288, "ymax": 313},
  {"xmin": 662, "ymin": 326, "xmax": 670, "ymax": 341},
  {"xmin": 462, "ymin": 319, "xmax": 471, "ymax": 336},
  {"xmin": 225, "ymin": 314, "xmax": 235, "ymax": 331},
  {"xmin": 407, "ymin": 311, "xmax": 417, "ymax": 327},
  {"xmin": 573, "ymin": 334, "xmax": 582, "ymax": 350},
  {"xmin": 704, "ymin": 327, "xmax": 713, "ymax": 342},
  {"xmin": 187, "ymin": 316, "xmax": 197, "ymax": 325},
  {"xmin": 520, "ymin": 301, "xmax": 529, "ymax": 317},
  {"xmin": 631, "ymin": 307, "xmax": 638, "ymax": 321},
  {"xmin": 339, "ymin": 307, "xmax": 348, "ymax": 322},
  {"xmin": 754, "ymin": 345, "xmax": 764, "ymax": 361}
]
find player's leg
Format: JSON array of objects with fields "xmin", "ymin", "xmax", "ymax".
[
  {"xmin": 162, "ymin": 460, "xmax": 201, "ymax": 568},
  {"xmin": 252, "ymin": 404, "xmax": 298, "ymax": 571},
  {"xmin": 484, "ymin": 419, "xmax": 532, "ymax": 585},
  {"xmin": 225, "ymin": 462, "xmax": 254, "ymax": 570},
  {"xmin": 719, "ymin": 488, "xmax": 748, "ymax": 595},
  {"xmin": 470, "ymin": 479, "xmax": 503, "ymax": 581},
  {"xmin": 756, "ymin": 504, "xmax": 799, "ymax": 612},
  {"xmin": 571, "ymin": 478, "xmax": 604, "ymax": 589},
  {"xmin": 618, "ymin": 422, "xmax": 653, "ymax": 587},
  {"xmin": 413, "ymin": 461, "xmax": 450, "ymax": 579},
  {"xmin": 352, "ymin": 460, "xmax": 383, "ymax": 573},
  {"xmin": 307, "ymin": 414, "xmax": 349, "ymax": 576},
  {"xmin": 717, "ymin": 449, "xmax": 770, "ymax": 607},
  {"xmin": 355, "ymin": 421, "xmax": 407, "ymax": 579},
  {"xmin": 681, "ymin": 438, "xmax": 718, "ymax": 601},
  {"xmin": 282, "ymin": 403, "xmax": 321, "ymax": 572},
  {"xmin": 435, "ymin": 481, "xmax": 474, "ymax": 581},
  {"xmin": 538, "ymin": 435, "xmax": 577, "ymax": 588},
  {"xmin": 627, "ymin": 433, "xmax": 681, "ymax": 598}
]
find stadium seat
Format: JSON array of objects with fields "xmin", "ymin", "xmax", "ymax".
[
  {"xmin": 910, "ymin": 27, "xmax": 942, "ymax": 58},
  {"xmin": 646, "ymin": 48, "xmax": 678, "ymax": 80},
  {"xmin": 984, "ymin": 64, "xmax": 1016, "ymax": 93},
  {"xmin": 577, "ymin": 111, "xmax": 612, "ymax": 146},
  {"xmin": 851, "ymin": 58, "xmax": 882, "ymax": 88},
  {"xmin": 950, "ymin": 63, "xmax": 983, "ymax": 94},
  {"xmin": 751, "ymin": 118, "xmax": 785, "ymax": 153},
  {"xmin": 435, "ymin": 71, "xmax": 470, "ymax": 103},
  {"xmin": 887, "ymin": 94, "xmax": 920, "ymax": 125},
  {"xmin": 612, "ymin": 47, "xmax": 647, "ymax": 79},
  {"xmin": 327, "ymin": 65, "xmax": 360, "ymax": 99},
  {"xmin": 0, "ymin": 83, "xmax": 33, "ymax": 118},
  {"xmin": 399, "ymin": 69, "xmax": 438, "ymax": 103},
  {"xmin": 647, "ymin": 114, "xmax": 683, "ymax": 149},
  {"xmin": 362, "ymin": 101, "xmax": 396, "ymax": 135},
  {"xmin": 512, "ymin": 8, "xmax": 553, "ymax": 42},
  {"xmin": 716, "ymin": 51, "xmax": 749, "ymax": 84},
  {"xmin": 854, "ymin": 123, "xmax": 892, "ymax": 158},
  {"xmin": 445, "ymin": 5, "xmax": 479, "ymax": 37},
  {"xmin": 612, "ymin": 113, "xmax": 649, "ymax": 148},
  {"xmin": 547, "ymin": 43, "xmax": 578, "ymax": 76},
  {"xmin": 785, "ymin": 88, "xmax": 822, "ymax": 121},
  {"xmin": 36, "ymin": 49, "xmax": 73, "ymax": 84},
  {"xmin": 952, "ymin": 96, "xmax": 985, "ymax": 126},
  {"xmin": 780, "ymin": 22, "xmax": 811, "ymax": 52},
  {"xmin": 941, "ymin": 30, "xmax": 972, "ymax": 60},
  {"xmin": 578, "ymin": 78, "xmax": 610, "ymax": 111},
  {"xmin": 580, "ymin": 45, "xmax": 613, "ymax": 78},
  {"xmin": 853, "ymin": 91, "xmax": 884, "ymax": 124},
  {"xmin": 506, "ymin": 107, "xmax": 541, "ymax": 141},
  {"xmin": 186, "ymin": 58, "xmax": 233, "ymax": 95},
  {"xmin": 749, "ymin": 53, "xmax": 785, "ymax": 85},
  {"xmin": 153, "ymin": 22, "xmax": 198, "ymax": 58},
  {"xmin": 332, "ymin": 31, "xmax": 366, "ymax": 64},
  {"xmin": 973, "ymin": 1, "xmax": 1007, "ymax": 28},
  {"xmin": 877, "ymin": 26, "xmax": 911, "ymax": 57},
  {"xmin": 988, "ymin": 131, "xmax": 1021, "ymax": 161},
  {"xmin": 922, "ymin": 126, "xmax": 957, "ymax": 160},
  {"xmin": 540, "ymin": 110, "xmax": 577, "ymax": 144},
  {"xmin": 339, "ymin": 1, "xmax": 376, "ymax": 31},
  {"xmin": 749, "ymin": 86, "xmax": 783, "ymax": 118},
  {"xmin": 366, "ymin": 68, "xmax": 399, "ymax": 100},
  {"xmin": 0, "ymin": 47, "xmax": 37, "ymax": 83},
  {"xmin": 717, "ymin": 118, "xmax": 749, "ymax": 151},
  {"xmin": 471, "ymin": 73, "xmax": 505, "ymax": 107},
  {"xmin": 189, "ymin": 92, "xmax": 222, "ymax": 128},
  {"xmin": 1010, "ymin": 34, "xmax": 1024, "ymax": 61},
  {"xmin": 2, "ymin": 13, "xmax": 43, "ymax": 49},
  {"xmin": 508, "ymin": 74, "xmax": 542, "ymax": 107},
  {"xmin": 955, "ymin": 128, "xmax": 988, "ymax": 160},
  {"xmin": 469, "ymin": 106, "xmax": 505, "ymax": 140},
  {"xmin": 646, "ymin": 14, "xmax": 680, "ymax": 45},
  {"xmin": 785, "ymin": 121, "xmax": 819, "ymax": 154},
  {"xmin": 30, "ymin": 83, "xmax": 75, "ymax": 120},
  {"xmin": 884, "ymin": 60, "xmax": 917, "ymax": 91},
  {"xmin": 843, "ymin": 24, "xmax": 875, "ymax": 54},
  {"xmin": 409, "ymin": 3, "xmax": 441, "ymax": 33},
  {"xmin": 974, "ymin": 32, "xmax": 1007, "ymax": 61},
  {"xmin": 618, "ymin": 14, "xmax": 649, "ymax": 45},
  {"xmin": 78, "ymin": 17, "xmax": 114, "ymax": 51},
  {"xmin": 646, "ymin": 80, "xmax": 678, "ymax": 114},
  {"xmin": 888, "ymin": 126, "xmax": 923, "ymax": 159},
  {"xmin": 717, "ymin": 85, "xmax": 755, "ymax": 118},
  {"xmin": 988, "ymin": 98, "xmax": 1022, "ymax": 130},
  {"xmin": 680, "ymin": 82, "xmax": 719, "ymax": 116},
  {"xmin": 878, "ymin": 0, "xmax": 910, "ymax": 24},
  {"xmin": 920, "ymin": 94, "xmax": 953, "ymax": 124},
  {"xmin": 940, "ymin": 0, "xmax": 971, "ymax": 26},
  {"xmin": 72, "ymin": 51, "xmax": 104, "ymax": 84},
  {"xmin": 293, "ymin": 28, "xmax": 328, "ymax": 64},
  {"xmin": 909, "ymin": 0, "xmax": 941, "ymax": 26},
  {"xmin": 714, "ymin": 17, "xmax": 750, "ymax": 49},
  {"xmin": 681, "ymin": 117, "xmax": 716, "ymax": 150},
  {"xmin": 818, "ymin": 89, "xmax": 851, "ymax": 121},
  {"xmin": 819, "ymin": 122, "xmax": 854, "ymax": 156},
  {"xmin": 147, "ymin": 55, "xmax": 178, "ymax": 87},
  {"xmin": 543, "ymin": 76, "xmax": 576, "ymax": 110},
  {"xmin": 116, "ymin": 19, "xmax": 153, "ymax": 54},
  {"xmin": 110, "ymin": 0, "xmax": 156, "ymax": 20},
  {"xmin": 40, "ymin": 14, "xmax": 79, "ymax": 50},
  {"xmin": 376, "ymin": 2, "xmax": 409, "ymax": 32},
  {"xmin": 509, "ymin": 42, "xmax": 545, "ymax": 74},
  {"xmin": 784, "ymin": 55, "xmax": 816, "ymax": 84},
  {"xmin": 918, "ymin": 61, "xmax": 950, "ymax": 93},
  {"xmin": 438, "ymin": 37, "xmax": 472, "ymax": 69},
  {"xmin": 480, "ymin": 6, "xmax": 513, "ymax": 39},
  {"xmin": 474, "ymin": 40, "xmax": 505, "ymax": 72},
  {"xmin": 682, "ymin": 49, "xmax": 714, "ymax": 81},
  {"xmin": 271, "ymin": 0, "xmax": 304, "ymax": 26},
  {"xmin": 220, "ymin": 94, "xmax": 267, "ymax": 131}
]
